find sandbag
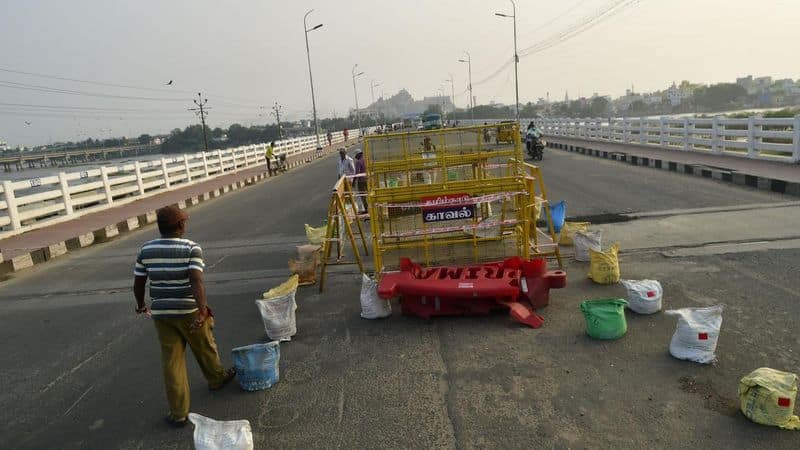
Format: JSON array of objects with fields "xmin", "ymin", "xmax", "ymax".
[
  {"xmin": 574, "ymin": 230, "xmax": 602, "ymax": 262},
  {"xmin": 304, "ymin": 224, "xmax": 325, "ymax": 245},
  {"xmin": 549, "ymin": 200, "xmax": 566, "ymax": 234},
  {"xmin": 231, "ymin": 342, "xmax": 280, "ymax": 391},
  {"xmin": 289, "ymin": 244, "xmax": 321, "ymax": 286},
  {"xmin": 664, "ymin": 305, "xmax": 723, "ymax": 364},
  {"xmin": 739, "ymin": 367, "xmax": 800, "ymax": 430},
  {"xmin": 360, "ymin": 273, "xmax": 391, "ymax": 319},
  {"xmin": 559, "ymin": 221, "xmax": 590, "ymax": 246},
  {"xmin": 587, "ymin": 243, "xmax": 620, "ymax": 284},
  {"xmin": 533, "ymin": 197, "xmax": 544, "ymax": 221},
  {"xmin": 255, "ymin": 276, "xmax": 298, "ymax": 342},
  {"xmin": 580, "ymin": 298, "xmax": 628, "ymax": 340},
  {"xmin": 188, "ymin": 413, "xmax": 254, "ymax": 450},
  {"xmin": 621, "ymin": 279, "xmax": 663, "ymax": 314}
]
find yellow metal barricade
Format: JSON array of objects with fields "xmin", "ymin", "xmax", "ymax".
[{"xmin": 364, "ymin": 124, "xmax": 566, "ymax": 273}]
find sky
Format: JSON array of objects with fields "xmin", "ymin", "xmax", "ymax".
[{"xmin": 1, "ymin": 0, "xmax": 799, "ymax": 147}]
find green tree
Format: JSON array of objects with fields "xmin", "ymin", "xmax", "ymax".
[
  {"xmin": 588, "ymin": 97, "xmax": 611, "ymax": 116},
  {"xmin": 137, "ymin": 134, "xmax": 151, "ymax": 145},
  {"xmin": 424, "ymin": 104, "xmax": 443, "ymax": 115},
  {"xmin": 692, "ymin": 83, "xmax": 747, "ymax": 110}
]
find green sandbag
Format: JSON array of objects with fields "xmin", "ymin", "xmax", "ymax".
[{"xmin": 580, "ymin": 298, "xmax": 628, "ymax": 340}]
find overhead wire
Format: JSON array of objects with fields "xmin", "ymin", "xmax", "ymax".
[{"xmin": 461, "ymin": 0, "xmax": 643, "ymax": 93}]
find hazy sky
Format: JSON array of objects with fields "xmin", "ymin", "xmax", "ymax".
[{"xmin": 1, "ymin": 0, "xmax": 799, "ymax": 147}]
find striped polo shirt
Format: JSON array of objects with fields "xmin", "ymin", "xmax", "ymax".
[{"xmin": 134, "ymin": 238, "xmax": 205, "ymax": 318}]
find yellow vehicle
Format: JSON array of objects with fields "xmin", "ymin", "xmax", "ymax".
[{"xmin": 495, "ymin": 120, "xmax": 516, "ymax": 144}]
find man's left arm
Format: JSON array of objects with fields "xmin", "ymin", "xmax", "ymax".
[{"xmin": 133, "ymin": 253, "xmax": 149, "ymax": 314}]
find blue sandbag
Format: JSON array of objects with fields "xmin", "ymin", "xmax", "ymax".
[
  {"xmin": 549, "ymin": 200, "xmax": 566, "ymax": 234},
  {"xmin": 231, "ymin": 342, "xmax": 280, "ymax": 391}
]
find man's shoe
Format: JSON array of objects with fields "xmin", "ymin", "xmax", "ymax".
[
  {"xmin": 209, "ymin": 367, "xmax": 236, "ymax": 391},
  {"xmin": 165, "ymin": 414, "xmax": 189, "ymax": 428}
]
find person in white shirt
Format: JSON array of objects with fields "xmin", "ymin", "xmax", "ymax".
[{"xmin": 337, "ymin": 149, "xmax": 355, "ymax": 180}]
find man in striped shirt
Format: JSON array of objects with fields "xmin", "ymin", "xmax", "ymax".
[{"xmin": 133, "ymin": 205, "xmax": 235, "ymax": 427}]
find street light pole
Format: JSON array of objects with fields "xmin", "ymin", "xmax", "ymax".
[
  {"xmin": 445, "ymin": 74, "xmax": 455, "ymax": 114},
  {"xmin": 458, "ymin": 51, "xmax": 473, "ymax": 124},
  {"xmin": 303, "ymin": 9, "xmax": 323, "ymax": 151},
  {"xmin": 496, "ymin": 0, "xmax": 520, "ymax": 125},
  {"xmin": 370, "ymin": 80, "xmax": 381, "ymax": 104},
  {"xmin": 352, "ymin": 65, "xmax": 365, "ymax": 135}
]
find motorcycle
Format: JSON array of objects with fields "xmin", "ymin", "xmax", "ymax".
[{"xmin": 525, "ymin": 131, "xmax": 545, "ymax": 161}]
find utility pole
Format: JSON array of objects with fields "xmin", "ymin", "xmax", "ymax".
[
  {"xmin": 271, "ymin": 102, "xmax": 283, "ymax": 139},
  {"xmin": 352, "ymin": 64, "xmax": 365, "ymax": 134},
  {"xmin": 188, "ymin": 92, "xmax": 210, "ymax": 151},
  {"xmin": 445, "ymin": 74, "xmax": 455, "ymax": 114},
  {"xmin": 459, "ymin": 52, "xmax": 474, "ymax": 124}
]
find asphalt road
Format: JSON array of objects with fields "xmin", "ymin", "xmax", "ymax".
[{"xmin": 0, "ymin": 145, "xmax": 797, "ymax": 449}]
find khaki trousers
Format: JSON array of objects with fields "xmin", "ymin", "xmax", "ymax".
[{"xmin": 153, "ymin": 313, "xmax": 227, "ymax": 418}]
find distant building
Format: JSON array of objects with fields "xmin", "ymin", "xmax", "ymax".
[
  {"xmin": 667, "ymin": 82, "xmax": 693, "ymax": 107},
  {"xmin": 642, "ymin": 94, "xmax": 663, "ymax": 105},
  {"xmin": 753, "ymin": 76, "xmax": 773, "ymax": 94},
  {"xmin": 0, "ymin": 139, "xmax": 8, "ymax": 151}
]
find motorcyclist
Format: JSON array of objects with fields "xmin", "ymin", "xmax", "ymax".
[{"xmin": 525, "ymin": 122, "xmax": 544, "ymax": 160}]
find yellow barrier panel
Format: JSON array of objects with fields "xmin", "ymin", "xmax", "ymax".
[
  {"xmin": 364, "ymin": 124, "xmax": 563, "ymax": 273},
  {"xmin": 318, "ymin": 176, "xmax": 369, "ymax": 292}
]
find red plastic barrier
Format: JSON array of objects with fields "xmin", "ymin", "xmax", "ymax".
[{"xmin": 378, "ymin": 257, "xmax": 566, "ymax": 328}]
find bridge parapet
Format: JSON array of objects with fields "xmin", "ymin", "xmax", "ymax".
[{"xmin": 0, "ymin": 128, "xmax": 366, "ymax": 239}]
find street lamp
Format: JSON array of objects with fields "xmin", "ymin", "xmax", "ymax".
[
  {"xmin": 370, "ymin": 80, "xmax": 381, "ymax": 104},
  {"xmin": 303, "ymin": 9, "xmax": 323, "ymax": 151},
  {"xmin": 458, "ymin": 51, "xmax": 473, "ymax": 124},
  {"xmin": 445, "ymin": 74, "xmax": 455, "ymax": 116},
  {"xmin": 352, "ymin": 64, "xmax": 365, "ymax": 135},
  {"xmin": 495, "ymin": 0, "xmax": 519, "ymax": 125}
]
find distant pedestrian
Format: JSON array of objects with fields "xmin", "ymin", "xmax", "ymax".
[
  {"xmin": 343, "ymin": 128, "xmax": 349, "ymax": 142},
  {"xmin": 326, "ymin": 130, "xmax": 333, "ymax": 147},
  {"xmin": 353, "ymin": 150, "xmax": 368, "ymax": 214},
  {"xmin": 337, "ymin": 148, "xmax": 355, "ymax": 180},
  {"xmin": 133, "ymin": 206, "xmax": 236, "ymax": 428},
  {"xmin": 265, "ymin": 142, "xmax": 275, "ymax": 176}
]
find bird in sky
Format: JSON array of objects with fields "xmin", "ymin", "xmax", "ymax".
[
  {"xmin": 24, "ymin": 121, "xmax": 31, "ymax": 126},
  {"xmin": 166, "ymin": 80, "xmax": 173, "ymax": 85}
]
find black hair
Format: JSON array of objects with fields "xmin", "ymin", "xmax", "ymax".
[{"xmin": 158, "ymin": 220, "xmax": 182, "ymax": 236}]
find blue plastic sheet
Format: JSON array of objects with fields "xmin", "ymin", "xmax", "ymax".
[
  {"xmin": 231, "ymin": 342, "xmax": 280, "ymax": 391},
  {"xmin": 549, "ymin": 200, "xmax": 566, "ymax": 234}
]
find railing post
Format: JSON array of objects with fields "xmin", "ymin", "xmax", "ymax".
[
  {"xmin": 161, "ymin": 158, "xmax": 171, "ymax": 188},
  {"xmin": 639, "ymin": 117, "xmax": 645, "ymax": 144},
  {"xmin": 2, "ymin": 180, "xmax": 21, "ymax": 230},
  {"xmin": 183, "ymin": 155, "xmax": 191, "ymax": 182},
  {"xmin": 792, "ymin": 115, "xmax": 800, "ymax": 163},
  {"xmin": 607, "ymin": 118, "xmax": 614, "ymax": 141},
  {"xmin": 659, "ymin": 117, "xmax": 666, "ymax": 147},
  {"xmin": 202, "ymin": 152, "xmax": 209, "ymax": 177},
  {"xmin": 217, "ymin": 150, "xmax": 224, "ymax": 173},
  {"xmin": 746, "ymin": 117, "xmax": 756, "ymax": 158},
  {"xmin": 100, "ymin": 166, "xmax": 114, "ymax": 205},
  {"xmin": 58, "ymin": 172, "xmax": 74, "ymax": 215},
  {"xmin": 711, "ymin": 116, "xmax": 721, "ymax": 154},
  {"xmin": 683, "ymin": 118, "xmax": 690, "ymax": 151},
  {"xmin": 133, "ymin": 161, "xmax": 146, "ymax": 195},
  {"xmin": 623, "ymin": 119, "xmax": 630, "ymax": 144}
]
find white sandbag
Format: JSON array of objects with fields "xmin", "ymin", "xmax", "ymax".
[
  {"xmin": 621, "ymin": 279, "xmax": 663, "ymax": 314},
  {"xmin": 188, "ymin": 413, "xmax": 253, "ymax": 450},
  {"xmin": 255, "ymin": 276, "xmax": 298, "ymax": 342},
  {"xmin": 360, "ymin": 273, "xmax": 391, "ymax": 319},
  {"xmin": 574, "ymin": 230, "xmax": 602, "ymax": 262},
  {"xmin": 664, "ymin": 305, "xmax": 723, "ymax": 364}
]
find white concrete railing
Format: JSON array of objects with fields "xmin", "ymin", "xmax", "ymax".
[
  {"xmin": 538, "ymin": 116, "xmax": 800, "ymax": 163},
  {"xmin": 0, "ymin": 129, "xmax": 360, "ymax": 239}
]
